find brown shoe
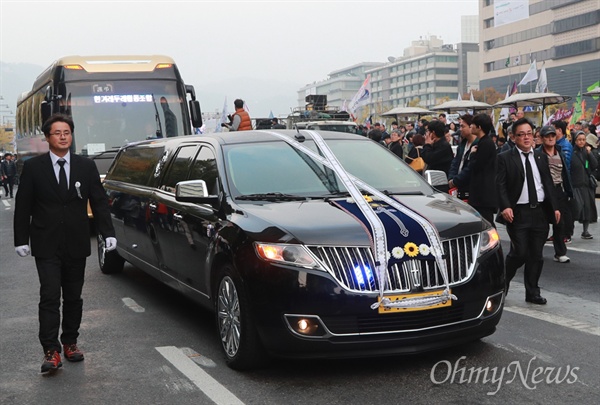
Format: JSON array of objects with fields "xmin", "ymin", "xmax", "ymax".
[
  {"xmin": 63, "ymin": 343, "xmax": 85, "ymax": 362},
  {"xmin": 41, "ymin": 350, "xmax": 63, "ymax": 373}
]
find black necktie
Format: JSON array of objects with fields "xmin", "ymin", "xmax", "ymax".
[
  {"xmin": 523, "ymin": 152, "xmax": 537, "ymax": 205},
  {"xmin": 58, "ymin": 159, "xmax": 68, "ymax": 200}
]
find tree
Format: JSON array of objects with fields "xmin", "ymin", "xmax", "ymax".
[
  {"xmin": 0, "ymin": 126, "xmax": 15, "ymax": 153},
  {"xmin": 462, "ymin": 87, "xmax": 505, "ymax": 105},
  {"xmin": 408, "ymin": 98, "xmax": 422, "ymax": 107}
]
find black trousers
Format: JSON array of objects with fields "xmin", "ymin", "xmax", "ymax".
[
  {"xmin": 551, "ymin": 184, "xmax": 569, "ymax": 256},
  {"xmin": 3, "ymin": 176, "xmax": 14, "ymax": 197},
  {"xmin": 505, "ymin": 204, "xmax": 549, "ymax": 298},
  {"xmin": 36, "ymin": 254, "xmax": 86, "ymax": 353}
]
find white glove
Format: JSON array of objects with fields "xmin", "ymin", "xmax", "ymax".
[
  {"xmin": 105, "ymin": 237, "xmax": 117, "ymax": 251},
  {"xmin": 16, "ymin": 245, "xmax": 31, "ymax": 257}
]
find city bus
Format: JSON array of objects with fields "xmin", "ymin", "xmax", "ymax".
[{"xmin": 15, "ymin": 55, "xmax": 203, "ymax": 176}]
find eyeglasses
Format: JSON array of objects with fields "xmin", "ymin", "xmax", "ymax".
[
  {"xmin": 50, "ymin": 131, "xmax": 72, "ymax": 137},
  {"xmin": 515, "ymin": 132, "xmax": 533, "ymax": 138}
]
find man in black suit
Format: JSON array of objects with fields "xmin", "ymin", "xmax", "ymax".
[
  {"xmin": 14, "ymin": 114, "xmax": 117, "ymax": 373},
  {"xmin": 497, "ymin": 118, "xmax": 560, "ymax": 305},
  {"xmin": 449, "ymin": 113, "xmax": 498, "ymax": 225}
]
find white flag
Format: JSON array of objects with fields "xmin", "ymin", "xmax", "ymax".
[
  {"xmin": 499, "ymin": 85, "xmax": 511, "ymax": 123},
  {"xmin": 518, "ymin": 60, "xmax": 538, "ymax": 87},
  {"xmin": 341, "ymin": 99, "xmax": 348, "ymax": 112},
  {"xmin": 348, "ymin": 74, "xmax": 371, "ymax": 115},
  {"xmin": 535, "ymin": 63, "xmax": 548, "ymax": 93},
  {"xmin": 216, "ymin": 97, "xmax": 228, "ymax": 133}
]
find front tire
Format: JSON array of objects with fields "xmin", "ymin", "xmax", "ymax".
[
  {"xmin": 97, "ymin": 235, "xmax": 124, "ymax": 274},
  {"xmin": 215, "ymin": 264, "xmax": 267, "ymax": 370}
]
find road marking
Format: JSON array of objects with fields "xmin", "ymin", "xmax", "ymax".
[
  {"xmin": 504, "ymin": 306, "xmax": 600, "ymax": 336},
  {"xmin": 181, "ymin": 347, "xmax": 217, "ymax": 368},
  {"xmin": 560, "ymin": 246, "xmax": 600, "ymax": 255},
  {"xmin": 122, "ymin": 297, "xmax": 145, "ymax": 312},
  {"xmin": 2, "ymin": 199, "xmax": 10, "ymax": 208},
  {"xmin": 504, "ymin": 282, "xmax": 599, "ymax": 336},
  {"xmin": 156, "ymin": 346, "xmax": 245, "ymax": 405}
]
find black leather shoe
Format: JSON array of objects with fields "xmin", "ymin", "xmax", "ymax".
[{"xmin": 526, "ymin": 295, "xmax": 547, "ymax": 305}]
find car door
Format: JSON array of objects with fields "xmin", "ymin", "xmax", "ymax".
[
  {"xmin": 150, "ymin": 144, "xmax": 199, "ymax": 285},
  {"xmin": 173, "ymin": 145, "xmax": 222, "ymax": 295},
  {"xmin": 109, "ymin": 145, "xmax": 165, "ymax": 272}
]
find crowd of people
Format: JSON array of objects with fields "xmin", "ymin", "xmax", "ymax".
[
  {"xmin": 369, "ymin": 113, "xmax": 598, "ymax": 305},
  {"xmin": 1, "ymin": 152, "xmax": 18, "ymax": 198},
  {"xmin": 3, "ymin": 110, "xmax": 598, "ymax": 375}
]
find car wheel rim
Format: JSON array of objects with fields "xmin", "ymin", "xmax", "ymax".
[{"xmin": 217, "ymin": 276, "xmax": 241, "ymax": 357}]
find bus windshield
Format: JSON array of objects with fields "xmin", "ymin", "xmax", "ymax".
[{"xmin": 64, "ymin": 79, "xmax": 186, "ymax": 155}]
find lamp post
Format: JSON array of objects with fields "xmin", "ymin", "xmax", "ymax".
[
  {"xmin": 559, "ymin": 66, "xmax": 583, "ymax": 96},
  {"xmin": 0, "ymin": 104, "xmax": 13, "ymax": 128},
  {"xmin": 3, "ymin": 115, "xmax": 16, "ymax": 126}
]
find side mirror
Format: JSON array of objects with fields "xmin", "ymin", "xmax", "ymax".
[
  {"xmin": 175, "ymin": 179, "xmax": 218, "ymax": 207},
  {"xmin": 189, "ymin": 100, "xmax": 203, "ymax": 128},
  {"xmin": 185, "ymin": 84, "xmax": 203, "ymax": 129},
  {"xmin": 41, "ymin": 85, "xmax": 54, "ymax": 123},
  {"xmin": 41, "ymin": 102, "xmax": 52, "ymax": 124},
  {"xmin": 424, "ymin": 170, "xmax": 449, "ymax": 194}
]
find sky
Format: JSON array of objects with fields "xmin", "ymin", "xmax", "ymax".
[{"xmin": 0, "ymin": 0, "xmax": 479, "ymax": 117}]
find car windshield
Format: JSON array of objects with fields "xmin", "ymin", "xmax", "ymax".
[
  {"xmin": 223, "ymin": 138, "xmax": 431, "ymax": 198},
  {"xmin": 64, "ymin": 80, "xmax": 187, "ymax": 155}
]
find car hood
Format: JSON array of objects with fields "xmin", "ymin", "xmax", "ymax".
[{"xmin": 232, "ymin": 192, "xmax": 487, "ymax": 246}]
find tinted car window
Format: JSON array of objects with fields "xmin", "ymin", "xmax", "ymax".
[
  {"xmin": 109, "ymin": 145, "xmax": 165, "ymax": 186},
  {"xmin": 223, "ymin": 138, "xmax": 430, "ymax": 197},
  {"xmin": 225, "ymin": 142, "xmax": 340, "ymax": 196},
  {"xmin": 189, "ymin": 147, "xmax": 219, "ymax": 195},
  {"xmin": 327, "ymin": 140, "xmax": 427, "ymax": 193},
  {"xmin": 160, "ymin": 145, "xmax": 198, "ymax": 193}
]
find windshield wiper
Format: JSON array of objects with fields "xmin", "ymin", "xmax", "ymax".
[
  {"xmin": 236, "ymin": 192, "xmax": 308, "ymax": 201},
  {"xmin": 313, "ymin": 191, "xmax": 351, "ymax": 201},
  {"xmin": 383, "ymin": 190, "xmax": 425, "ymax": 196}
]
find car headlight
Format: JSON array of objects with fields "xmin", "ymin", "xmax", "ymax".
[
  {"xmin": 255, "ymin": 243, "xmax": 324, "ymax": 270},
  {"xmin": 479, "ymin": 227, "xmax": 500, "ymax": 255}
]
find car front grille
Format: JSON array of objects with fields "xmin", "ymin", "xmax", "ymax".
[{"xmin": 308, "ymin": 234, "xmax": 480, "ymax": 293}]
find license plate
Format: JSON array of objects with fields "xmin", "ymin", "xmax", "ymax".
[{"xmin": 378, "ymin": 289, "xmax": 452, "ymax": 313}]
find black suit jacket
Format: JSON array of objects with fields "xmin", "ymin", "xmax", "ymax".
[
  {"xmin": 14, "ymin": 153, "xmax": 115, "ymax": 258},
  {"xmin": 465, "ymin": 134, "xmax": 498, "ymax": 208},
  {"xmin": 421, "ymin": 138, "xmax": 453, "ymax": 175},
  {"xmin": 496, "ymin": 147, "xmax": 558, "ymax": 225}
]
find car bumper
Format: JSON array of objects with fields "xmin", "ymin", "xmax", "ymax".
[{"xmin": 238, "ymin": 247, "xmax": 505, "ymax": 359}]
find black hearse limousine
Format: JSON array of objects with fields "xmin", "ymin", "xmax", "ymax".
[{"xmin": 99, "ymin": 130, "xmax": 505, "ymax": 370}]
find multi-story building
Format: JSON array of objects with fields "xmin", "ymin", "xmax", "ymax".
[
  {"xmin": 296, "ymin": 20, "xmax": 480, "ymax": 115},
  {"xmin": 296, "ymin": 63, "xmax": 383, "ymax": 109},
  {"xmin": 367, "ymin": 35, "xmax": 479, "ymax": 111},
  {"xmin": 479, "ymin": 0, "xmax": 600, "ymax": 100}
]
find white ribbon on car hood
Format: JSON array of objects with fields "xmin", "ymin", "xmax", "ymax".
[{"xmin": 265, "ymin": 130, "xmax": 457, "ymax": 310}]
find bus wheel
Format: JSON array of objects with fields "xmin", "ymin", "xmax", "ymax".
[{"xmin": 97, "ymin": 235, "xmax": 124, "ymax": 274}]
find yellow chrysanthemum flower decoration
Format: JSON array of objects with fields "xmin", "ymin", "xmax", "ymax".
[{"xmin": 404, "ymin": 242, "xmax": 419, "ymax": 257}]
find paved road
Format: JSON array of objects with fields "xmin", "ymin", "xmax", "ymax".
[{"xmin": 1, "ymin": 196, "xmax": 598, "ymax": 405}]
